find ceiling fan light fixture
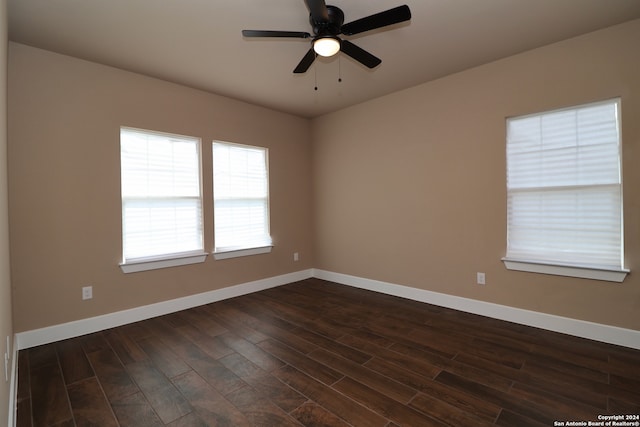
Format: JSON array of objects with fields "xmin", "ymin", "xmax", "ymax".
[{"xmin": 313, "ymin": 37, "xmax": 340, "ymax": 57}]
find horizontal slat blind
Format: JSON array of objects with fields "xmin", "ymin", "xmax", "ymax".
[
  {"xmin": 121, "ymin": 128, "xmax": 203, "ymax": 262},
  {"xmin": 506, "ymin": 100, "xmax": 623, "ymax": 269},
  {"xmin": 213, "ymin": 142, "xmax": 272, "ymax": 252}
]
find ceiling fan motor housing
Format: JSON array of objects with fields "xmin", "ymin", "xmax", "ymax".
[{"xmin": 310, "ymin": 5, "xmax": 344, "ymax": 36}]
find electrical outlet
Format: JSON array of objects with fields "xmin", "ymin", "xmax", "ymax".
[
  {"xmin": 477, "ymin": 272, "xmax": 486, "ymax": 285},
  {"xmin": 82, "ymin": 286, "xmax": 93, "ymax": 300},
  {"xmin": 293, "ymin": 252, "xmax": 299, "ymax": 262}
]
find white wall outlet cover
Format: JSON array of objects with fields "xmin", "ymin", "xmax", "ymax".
[{"xmin": 477, "ymin": 272, "xmax": 486, "ymax": 285}]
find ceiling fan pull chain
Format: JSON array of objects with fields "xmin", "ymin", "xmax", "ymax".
[
  {"xmin": 338, "ymin": 55, "xmax": 342, "ymax": 83},
  {"xmin": 314, "ymin": 65, "xmax": 318, "ymax": 91}
]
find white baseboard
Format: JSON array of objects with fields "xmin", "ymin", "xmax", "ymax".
[
  {"xmin": 15, "ymin": 269, "xmax": 313, "ymax": 350},
  {"xmin": 7, "ymin": 334, "xmax": 17, "ymax": 427},
  {"xmin": 14, "ymin": 267, "xmax": 640, "ymax": 352},
  {"xmin": 312, "ymin": 269, "xmax": 640, "ymax": 350}
]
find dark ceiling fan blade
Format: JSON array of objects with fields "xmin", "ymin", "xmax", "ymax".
[
  {"xmin": 340, "ymin": 40, "xmax": 381, "ymax": 69},
  {"xmin": 242, "ymin": 30, "xmax": 311, "ymax": 38},
  {"xmin": 341, "ymin": 5, "xmax": 411, "ymax": 35},
  {"xmin": 293, "ymin": 48, "xmax": 317, "ymax": 73},
  {"xmin": 305, "ymin": 0, "xmax": 329, "ymax": 22}
]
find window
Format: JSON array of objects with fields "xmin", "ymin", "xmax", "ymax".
[
  {"xmin": 504, "ymin": 99, "xmax": 627, "ymax": 282},
  {"xmin": 120, "ymin": 127, "xmax": 205, "ymax": 272},
  {"xmin": 213, "ymin": 142, "xmax": 272, "ymax": 259}
]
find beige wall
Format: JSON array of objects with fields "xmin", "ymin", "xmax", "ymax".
[
  {"xmin": 312, "ymin": 19, "xmax": 640, "ymax": 331},
  {"xmin": 8, "ymin": 43, "xmax": 314, "ymax": 332},
  {"xmin": 6, "ymin": 19, "xmax": 640, "ymax": 339},
  {"xmin": 0, "ymin": 0, "xmax": 12, "ymax": 424}
]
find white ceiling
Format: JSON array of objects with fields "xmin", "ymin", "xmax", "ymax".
[{"xmin": 8, "ymin": 0, "xmax": 640, "ymax": 118}]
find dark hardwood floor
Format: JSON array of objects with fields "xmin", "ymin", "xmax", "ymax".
[{"xmin": 15, "ymin": 278, "xmax": 640, "ymax": 426}]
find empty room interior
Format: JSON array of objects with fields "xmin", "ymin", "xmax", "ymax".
[{"xmin": 1, "ymin": 0, "xmax": 640, "ymax": 426}]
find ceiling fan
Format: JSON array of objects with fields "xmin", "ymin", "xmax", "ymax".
[{"xmin": 242, "ymin": 0, "xmax": 411, "ymax": 73}]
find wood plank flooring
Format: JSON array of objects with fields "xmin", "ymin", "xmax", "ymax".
[{"xmin": 15, "ymin": 278, "xmax": 640, "ymax": 426}]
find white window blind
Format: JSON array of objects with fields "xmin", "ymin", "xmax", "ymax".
[
  {"xmin": 121, "ymin": 128, "xmax": 203, "ymax": 263},
  {"xmin": 213, "ymin": 142, "xmax": 272, "ymax": 253},
  {"xmin": 506, "ymin": 99, "xmax": 623, "ymax": 271}
]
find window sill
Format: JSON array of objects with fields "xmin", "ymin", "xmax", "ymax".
[
  {"xmin": 502, "ymin": 258, "xmax": 629, "ymax": 283},
  {"xmin": 120, "ymin": 252, "xmax": 208, "ymax": 273},
  {"xmin": 213, "ymin": 246, "xmax": 272, "ymax": 260}
]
